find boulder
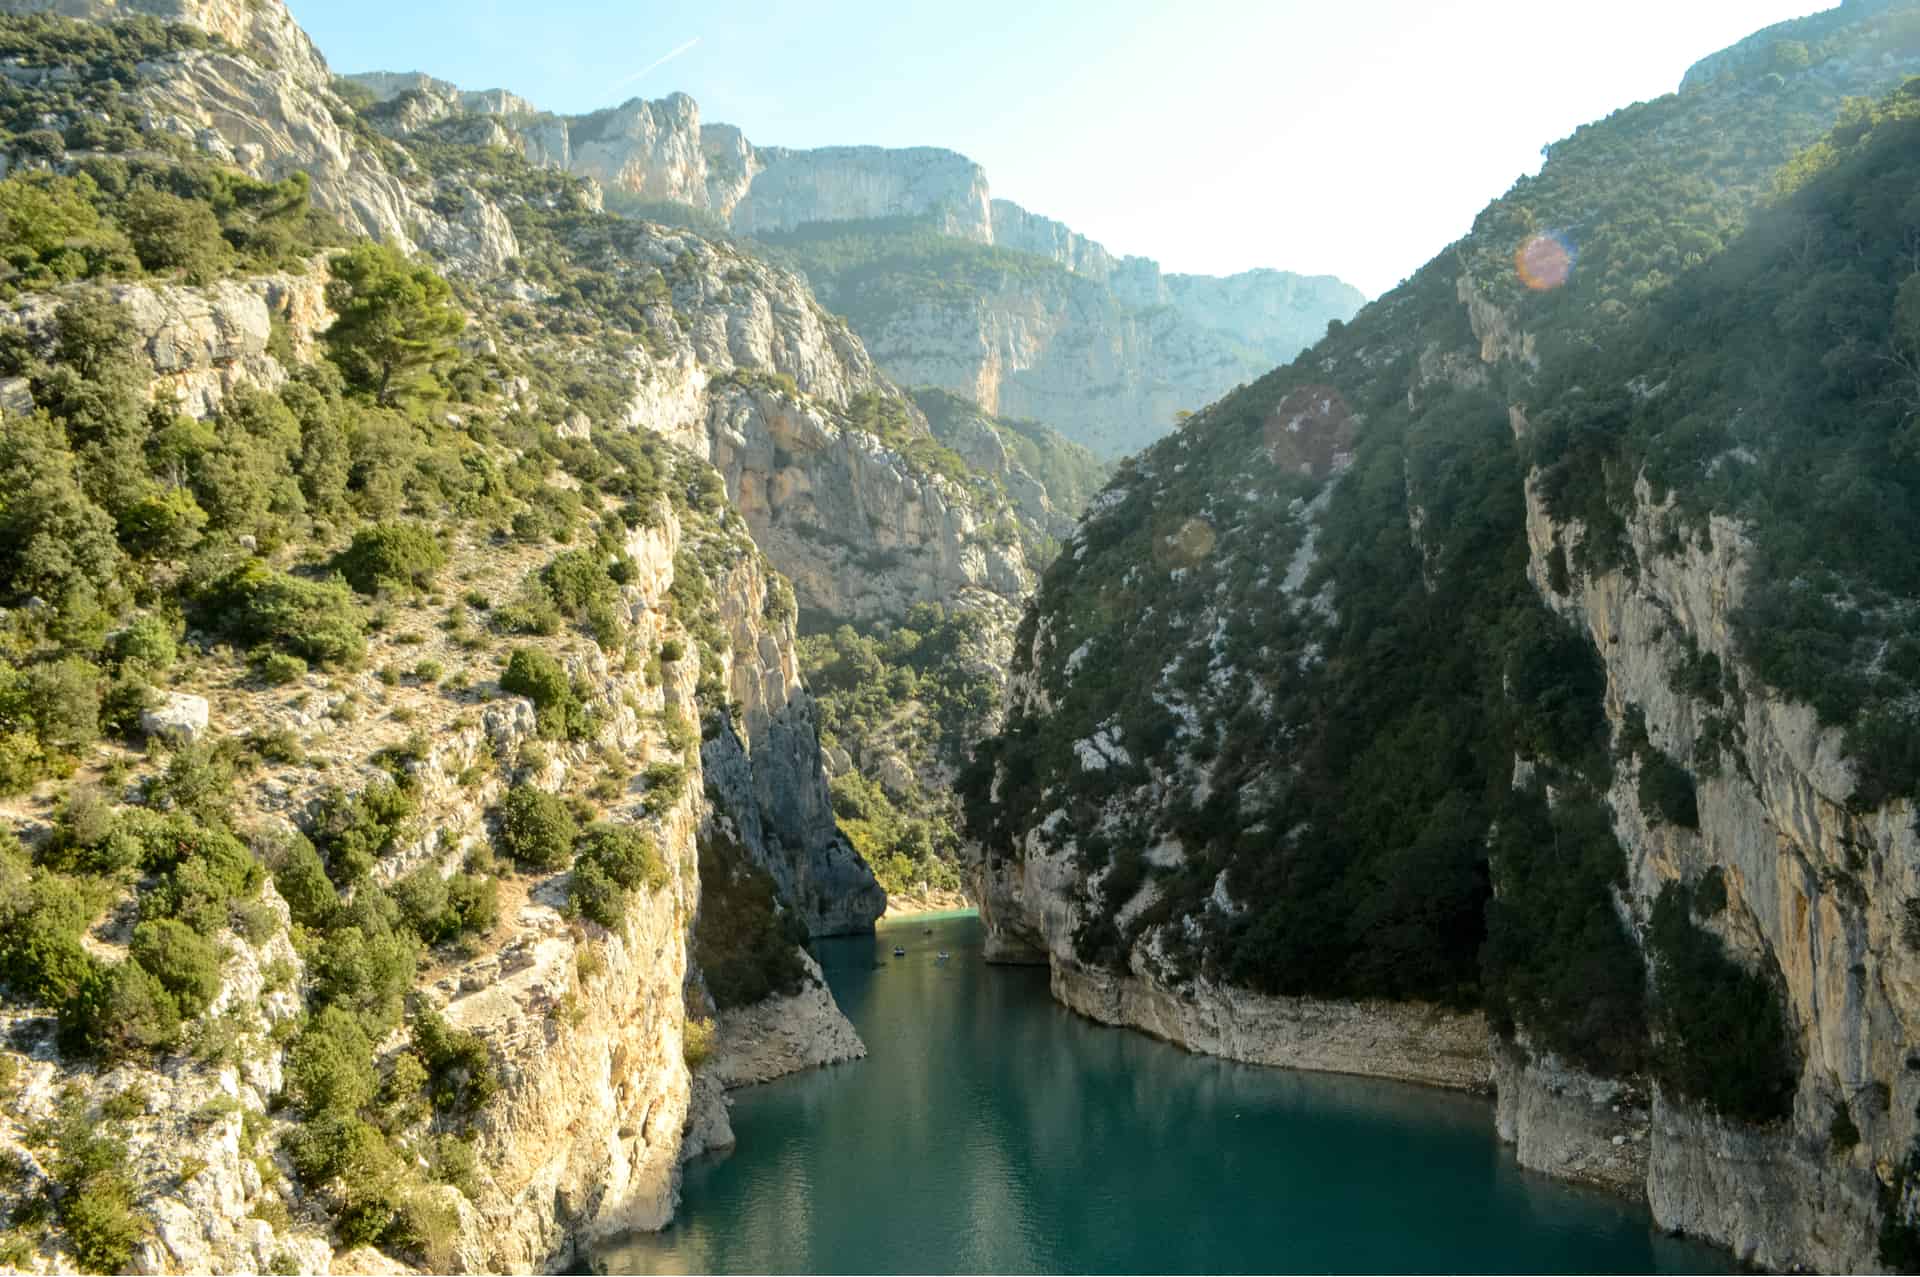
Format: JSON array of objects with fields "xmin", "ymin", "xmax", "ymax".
[{"xmin": 141, "ymin": 692, "xmax": 210, "ymax": 743}]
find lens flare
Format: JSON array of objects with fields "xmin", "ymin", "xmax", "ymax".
[{"xmin": 1516, "ymin": 233, "xmax": 1576, "ymax": 291}]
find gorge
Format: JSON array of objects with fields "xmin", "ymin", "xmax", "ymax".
[{"xmin": 0, "ymin": 0, "xmax": 1915, "ymax": 1274}]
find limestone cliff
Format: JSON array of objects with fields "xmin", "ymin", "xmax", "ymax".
[{"xmin": 339, "ymin": 73, "xmax": 1365, "ymax": 458}]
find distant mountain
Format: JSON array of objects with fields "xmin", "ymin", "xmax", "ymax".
[{"xmin": 343, "ymin": 71, "xmax": 1367, "ymax": 457}]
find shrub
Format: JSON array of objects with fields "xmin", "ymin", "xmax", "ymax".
[
  {"xmin": 112, "ymin": 615, "xmax": 177, "ymax": 674},
  {"xmin": 540, "ymin": 548, "xmax": 615, "ymax": 616},
  {"xmin": 308, "ymin": 780, "xmax": 415, "ymax": 883},
  {"xmin": 264, "ymin": 831, "xmax": 338, "ymax": 930},
  {"xmin": 683, "ymin": 1016, "xmax": 715, "ymax": 1071},
  {"xmin": 393, "ymin": 866, "xmax": 497, "ymax": 945},
  {"xmin": 336, "ymin": 522, "xmax": 447, "ymax": 595},
  {"xmin": 306, "ymin": 896, "xmax": 418, "ymax": 1034},
  {"xmin": 286, "ymin": 1006, "xmax": 378, "ymax": 1116},
  {"xmin": 1638, "ymin": 751, "xmax": 1700, "ymax": 829},
  {"xmin": 128, "ymin": 918, "xmax": 222, "ymax": 1017},
  {"xmin": 61, "ymin": 958, "xmax": 182, "ymax": 1059},
  {"xmin": 568, "ymin": 821, "xmax": 664, "ymax": 930},
  {"xmin": 412, "ymin": 1009, "xmax": 497, "ymax": 1120},
  {"xmin": 120, "ymin": 186, "xmax": 229, "ymax": 281},
  {"xmin": 44, "ymin": 1097, "xmax": 144, "ymax": 1273},
  {"xmin": 254, "ymin": 650, "xmax": 308, "ymax": 686},
  {"xmin": 0, "ymin": 869, "xmax": 109, "ymax": 1007},
  {"xmin": 499, "ymin": 646, "xmax": 585, "ymax": 738},
  {"xmin": 132, "ymin": 812, "xmax": 263, "ymax": 934},
  {"xmin": 494, "ymin": 785, "xmax": 575, "ymax": 869},
  {"xmin": 200, "ymin": 561, "xmax": 366, "ymax": 667}
]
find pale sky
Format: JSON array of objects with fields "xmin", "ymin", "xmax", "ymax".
[{"xmin": 290, "ymin": 0, "xmax": 1828, "ymax": 297}]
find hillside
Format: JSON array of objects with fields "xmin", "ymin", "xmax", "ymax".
[
  {"xmin": 0, "ymin": 1, "xmax": 1073, "ymax": 1270},
  {"xmin": 965, "ymin": 3, "xmax": 1920, "ymax": 1270}
]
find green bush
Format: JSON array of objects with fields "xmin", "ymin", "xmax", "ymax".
[
  {"xmin": 112, "ymin": 615, "xmax": 177, "ymax": 674},
  {"xmin": 128, "ymin": 918, "xmax": 222, "ymax": 1017},
  {"xmin": 568, "ymin": 822, "xmax": 664, "ymax": 930},
  {"xmin": 393, "ymin": 865, "xmax": 497, "ymax": 945},
  {"xmin": 120, "ymin": 186, "xmax": 229, "ymax": 281},
  {"xmin": 264, "ymin": 831, "xmax": 339, "ymax": 930},
  {"xmin": 336, "ymin": 521, "xmax": 447, "ymax": 595},
  {"xmin": 199, "ymin": 561, "xmax": 366, "ymax": 668},
  {"xmin": 61, "ymin": 957, "xmax": 182, "ymax": 1059},
  {"xmin": 412, "ymin": 1009, "xmax": 498, "ymax": 1120},
  {"xmin": 43, "ymin": 1096, "xmax": 144, "ymax": 1273},
  {"xmin": 494, "ymin": 785, "xmax": 576, "ymax": 870},
  {"xmin": 254, "ymin": 649, "xmax": 308, "ymax": 686},
  {"xmin": 1648, "ymin": 882, "xmax": 1796, "ymax": 1123},
  {"xmin": 540, "ymin": 548, "xmax": 615, "ymax": 616},
  {"xmin": 308, "ymin": 780, "xmax": 415, "ymax": 884},
  {"xmin": 306, "ymin": 894, "xmax": 418, "ymax": 1034},
  {"xmin": 286, "ymin": 1005, "xmax": 378, "ymax": 1116},
  {"xmin": 1638, "ymin": 751, "xmax": 1700, "ymax": 829},
  {"xmin": 499, "ymin": 646, "xmax": 586, "ymax": 739}
]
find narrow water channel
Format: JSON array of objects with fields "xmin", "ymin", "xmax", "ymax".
[{"xmin": 596, "ymin": 912, "xmax": 1727, "ymax": 1274}]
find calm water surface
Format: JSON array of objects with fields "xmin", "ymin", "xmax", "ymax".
[{"xmin": 596, "ymin": 912, "xmax": 1727, "ymax": 1274}]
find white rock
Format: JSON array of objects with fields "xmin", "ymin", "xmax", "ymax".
[{"xmin": 141, "ymin": 692, "xmax": 210, "ymax": 743}]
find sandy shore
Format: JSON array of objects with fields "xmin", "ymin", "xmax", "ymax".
[{"xmin": 879, "ymin": 888, "xmax": 974, "ymax": 921}]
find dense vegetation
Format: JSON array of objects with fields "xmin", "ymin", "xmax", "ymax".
[
  {"xmin": 694, "ymin": 826, "xmax": 810, "ymax": 1009},
  {"xmin": 799, "ymin": 604, "xmax": 999, "ymax": 898},
  {"xmin": 969, "ymin": 16, "xmax": 1920, "ymax": 1090},
  {"xmin": 1528, "ymin": 82, "xmax": 1920, "ymax": 805}
]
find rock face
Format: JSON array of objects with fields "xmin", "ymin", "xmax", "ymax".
[
  {"xmin": 1515, "ymin": 464, "xmax": 1913, "ymax": 1271},
  {"xmin": 733, "ymin": 145, "xmax": 992, "ymax": 241},
  {"xmin": 3, "ymin": 266, "xmax": 332, "ymax": 417},
  {"xmin": 1056, "ymin": 963, "xmax": 1490, "ymax": 1091},
  {"xmin": 338, "ymin": 72, "xmax": 1365, "ymax": 458},
  {"xmin": 700, "ymin": 552, "xmax": 885, "ymax": 936}
]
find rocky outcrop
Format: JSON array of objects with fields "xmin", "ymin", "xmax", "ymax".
[
  {"xmin": 2, "ymin": 266, "xmax": 331, "ymax": 418},
  {"xmin": 1055, "ymin": 963, "xmax": 1489, "ymax": 1091},
  {"xmin": 734, "ymin": 145, "xmax": 991, "ymax": 241},
  {"xmin": 700, "ymin": 550, "xmax": 885, "ymax": 936},
  {"xmin": 0, "ymin": 0, "xmax": 328, "ymax": 84},
  {"xmin": 9, "ymin": 0, "xmax": 521, "ymax": 274},
  {"xmin": 1516, "ymin": 471, "xmax": 1916, "ymax": 1271},
  {"xmin": 1491, "ymin": 1038, "xmax": 1649, "ymax": 1196},
  {"xmin": 705, "ymin": 951, "xmax": 865, "ymax": 1088}
]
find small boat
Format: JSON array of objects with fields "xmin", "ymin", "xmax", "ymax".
[
  {"xmin": 892, "ymin": 946, "xmax": 906, "ymax": 957},
  {"xmin": 935, "ymin": 951, "xmax": 951, "ymax": 962}
]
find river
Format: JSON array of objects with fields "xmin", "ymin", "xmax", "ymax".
[{"xmin": 596, "ymin": 911, "xmax": 1726, "ymax": 1274}]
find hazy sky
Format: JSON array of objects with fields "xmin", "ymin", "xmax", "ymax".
[{"xmin": 290, "ymin": 0, "xmax": 1826, "ymax": 296}]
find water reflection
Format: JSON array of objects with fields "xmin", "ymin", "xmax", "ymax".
[{"xmin": 595, "ymin": 914, "xmax": 1725, "ymax": 1275}]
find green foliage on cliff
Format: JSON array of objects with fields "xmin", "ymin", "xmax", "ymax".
[
  {"xmin": 694, "ymin": 826, "xmax": 809, "ymax": 1009},
  {"xmin": 971, "ymin": 19, "xmax": 1920, "ymax": 1083},
  {"xmin": 1529, "ymin": 80, "xmax": 1920, "ymax": 806},
  {"xmin": 1647, "ymin": 882, "xmax": 1797, "ymax": 1122}
]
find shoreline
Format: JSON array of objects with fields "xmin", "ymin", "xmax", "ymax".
[{"xmin": 878, "ymin": 890, "xmax": 976, "ymax": 922}]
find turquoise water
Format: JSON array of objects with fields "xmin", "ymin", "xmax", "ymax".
[{"xmin": 596, "ymin": 912, "xmax": 1726, "ymax": 1275}]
